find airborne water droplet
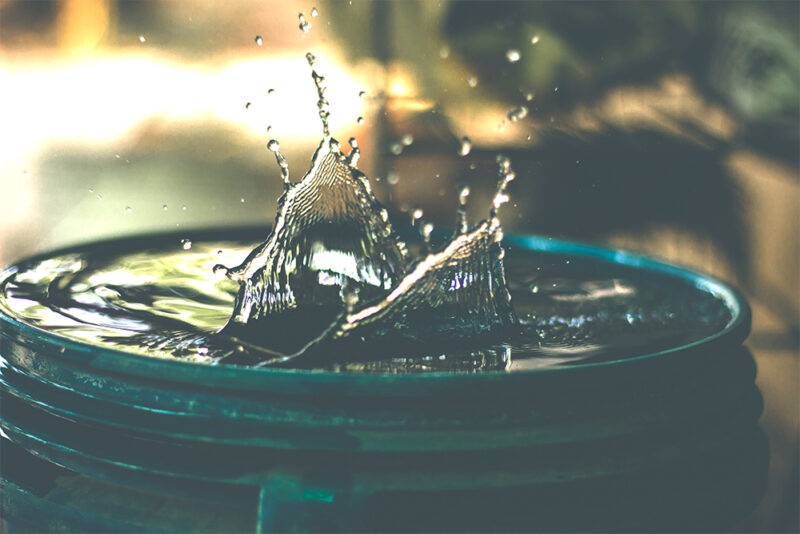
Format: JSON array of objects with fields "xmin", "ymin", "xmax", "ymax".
[
  {"xmin": 390, "ymin": 142, "xmax": 403, "ymax": 156},
  {"xmin": 421, "ymin": 222, "xmax": 434, "ymax": 242},
  {"xmin": 439, "ymin": 45, "xmax": 450, "ymax": 59},
  {"xmin": 401, "ymin": 134, "xmax": 414, "ymax": 146},
  {"xmin": 138, "ymin": 35, "xmax": 146, "ymax": 43},
  {"xmin": 245, "ymin": 102, "xmax": 252, "ymax": 109},
  {"xmin": 298, "ymin": 13, "xmax": 312, "ymax": 33},
  {"xmin": 267, "ymin": 139, "xmax": 280, "ymax": 152},
  {"xmin": 458, "ymin": 136, "xmax": 472, "ymax": 156},
  {"xmin": 181, "ymin": 239, "xmax": 192, "ymax": 250},
  {"xmin": 125, "ymin": 206, "xmax": 132, "ymax": 213},
  {"xmin": 255, "ymin": 35, "xmax": 263, "ymax": 46},
  {"xmin": 507, "ymin": 105, "xmax": 528, "ymax": 122},
  {"xmin": 311, "ymin": 7, "xmax": 319, "ymax": 17},
  {"xmin": 356, "ymin": 116, "xmax": 365, "ymax": 125},
  {"xmin": 459, "ymin": 185, "xmax": 471, "ymax": 204},
  {"xmin": 531, "ymin": 35, "xmax": 540, "ymax": 45},
  {"xmin": 162, "ymin": 204, "xmax": 168, "ymax": 211},
  {"xmin": 467, "ymin": 76, "xmax": 478, "ymax": 88},
  {"xmin": 506, "ymin": 49, "xmax": 521, "ymax": 63}
]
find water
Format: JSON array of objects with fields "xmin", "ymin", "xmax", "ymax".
[
  {"xmin": 0, "ymin": 234, "xmax": 732, "ymax": 373},
  {"xmin": 0, "ymin": 52, "xmax": 733, "ymax": 374}
]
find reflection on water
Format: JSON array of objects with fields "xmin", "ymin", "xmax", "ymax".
[{"xmin": 1, "ymin": 231, "xmax": 732, "ymax": 373}]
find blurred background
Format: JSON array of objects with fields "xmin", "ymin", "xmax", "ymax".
[{"xmin": 0, "ymin": 0, "xmax": 797, "ymax": 530}]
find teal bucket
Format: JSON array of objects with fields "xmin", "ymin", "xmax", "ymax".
[{"xmin": 0, "ymin": 229, "xmax": 766, "ymax": 532}]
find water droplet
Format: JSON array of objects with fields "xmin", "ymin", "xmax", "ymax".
[
  {"xmin": 240, "ymin": 197, "xmax": 246, "ymax": 203},
  {"xmin": 390, "ymin": 142, "xmax": 403, "ymax": 156},
  {"xmin": 138, "ymin": 35, "xmax": 146, "ymax": 43},
  {"xmin": 266, "ymin": 125, "xmax": 272, "ymax": 132},
  {"xmin": 162, "ymin": 204, "xmax": 168, "ymax": 211},
  {"xmin": 305, "ymin": 52, "xmax": 316, "ymax": 66},
  {"xmin": 524, "ymin": 92, "xmax": 534, "ymax": 102},
  {"xmin": 181, "ymin": 239, "xmax": 192, "ymax": 250},
  {"xmin": 267, "ymin": 139, "xmax": 280, "ymax": 152},
  {"xmin": 507, "ymin": 105, "xmax": 528, "ymax": 122},
  {"xmin": 506, "ymin": 49, "xmax": 521, "ymax": 63},
  {"xmin": 125, "ymin": 206, "xmax": 132, "ymax": 213},
  {"xmin": 267, "ymin": 88, "xmax": 275, "ymax": 94},
  {"xmin": 496, "ymin": 154, "xmax": 511, "ymax": 171},
  {"xmin": 467, "ymin": 76, "xmax": 478, "ymax": 88},
  {"xmin": 245, "ymin": 102, "xmax": 252, "ymax": 109},
  {"xmin": 458, "ymin": 136, "xmax": 472, "ymax": 156},
  {"xmin": 459, "ymin": 185, "xmax": 471, "ymax": 204},
  {"xmin": 358, "ymin": 90, "xmax": 366, "ymax": 98},
  {"xmin": 387, "ymin": 172, "xmax": 399, "ymax": 185},
  {"xmin": 411, "ymin": 208, "xmax": 424, "ymax": 221},
  {"xmin": 421, "ymin": 222, "xmax": 434, "ymax": 242},
  {"xmin": 298, "ymin": 13, "xmax": 312, "ymax": 33},
  {"xmin": 311, "ymin": 7, "xmax": 319, "ymax": 17},
  {"xmin": 88, "ymin": 188, "xmax": 94, "ymax": 193},
  {"xmin": 181, "ymin": 205, "xmax": 187, "ymax": 211},
  {"xmin": 456, "ymin": 184, "xmax": 471, "ymax": 234},
  {"xmin": 114, "ymin": 154, "xmax": 121, "ymax": 159},
  {"xmin": 554, "ymin": 86, "xmax": 559, "ymax": 93},
  {"xmin": 255, "ymin": 35, "xmax": 263, "ymax": 46},
  {"xmin": 401, "ymin": 134, "xmax": 414, "ymax": 146},
  {"xmin": 356, "ymin": 116, "xmax": 365, "ymax": 125},
  {"xmin": 439, "ymin": 45, "xmax": 450, "ymax": 59},
  {"xmin": 531, "ymin": 35, "xmax": 540, "ymax": 45}
]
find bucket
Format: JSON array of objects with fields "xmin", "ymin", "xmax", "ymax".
[{"xmin": 0, "ymin": 229, "xmax": 766, "ymax": 532}]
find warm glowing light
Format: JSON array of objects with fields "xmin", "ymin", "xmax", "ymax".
[
  {"xmin": 386, "ymin": 64, "xmax": 419, "ymax": 98},
  {"xmin": 0, "ymin": 52, "xmax": 365, "ymax": 173}
]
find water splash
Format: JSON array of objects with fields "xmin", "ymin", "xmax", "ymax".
[{"xmin": 218, "ymin": 54, "xmax": 518, "ymax": 365}]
